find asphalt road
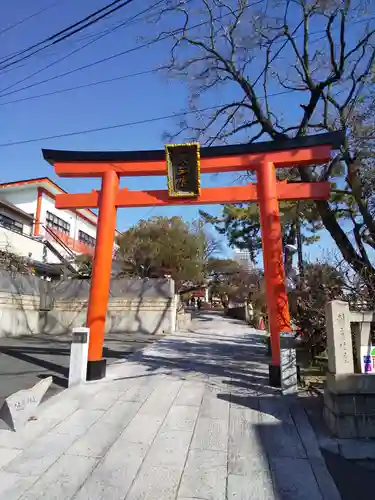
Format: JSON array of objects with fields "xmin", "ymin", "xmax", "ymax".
[{"xmin": 0, "ymin": 332, "xmax": 163, "ymax": 411}]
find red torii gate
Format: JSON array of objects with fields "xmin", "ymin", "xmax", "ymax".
[{"xmin": 42, "ymin": 131, "xmax": 343, "ymax": 385}]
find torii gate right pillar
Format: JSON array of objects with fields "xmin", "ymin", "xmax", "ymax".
[{"xmin": 257, "ymin": 161, "xmax": 291, "ymax": 385}]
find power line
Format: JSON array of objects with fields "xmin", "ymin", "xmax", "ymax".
[
  {"xmin": 0, "ymin": 68, "xmax": 159, "ymax": 107},
  {"xmin": 0, "ymin": 15, "xmax": 211, "ymax": 99},
  {"xmin": 0, "ymin": 67, "xmax": 299, "ymax": 109},
  {"xmin": 0, "ymin": 0, "xmax": 170, "ymax": 67},
  {"xmin": 0, "ymin": 0, "xmax": 61, "ymax": 36},
  {"xmin": 0, "ymin": 104, "xmax": 224, "ymax": 147},
  {"xmin": 0, "ymin": 30, "xmax": 116, "ymax": 96},
  {"xmin": 0, "ymin": 0, "xmax": 126, "ymax": 65},
  {"xmin": 0, "ymin": 4, "xmax": 298, "ymax": 99},
  {"xmin": 0, "ymin": 90, "xmax": 300, "ymax": 148},
  {"xmin": 0, "ymin": 0, "xmax": 137, "ymax": 70},
  {"xmin": 73, "ymin": 0, "xmax": 191, "ymax": 45},
  {"xmin": 0, "ymin": 1, "xmax": 277, "ymax": 98},
  {"xmin": 0, "ymin": 0, "xmax": 166, "ymax": 95},
  {"xmin": 1, "ymin": 8, "xmax": 373, "ymax": 101}
]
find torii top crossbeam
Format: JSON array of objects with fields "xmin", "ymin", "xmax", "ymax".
[
  {"xmin": 43, "ymin": 131, "xmax": 342, "ymax": 177},
  {"xmin": 42, "ymin": 131, "xmax": 344, "ymax": 385}
]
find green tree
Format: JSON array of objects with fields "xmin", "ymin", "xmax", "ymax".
[
  {"xmin": 156, "ymin": 0, "xmax": 375, "ymax": 302},
  {"xmin": 74, "ymin": 253, "xmax": 93, "ymax": 277},
  {"xmin": 0, "ymin": 248, "xmax": 34, "ymax": 274},
  {"xmin": 206, "ymin": 257, "xmax": 241, "ymax": 305},
  {"xmin": 116, "ymin": 216, "xmax": 207, "ymax": 288},
  {"xmin": 206, "ymin": 257, "xmax": 263, "ymax": 307},
  {"xmin": 200, "ymin": 200, "xmax": 321, "ymax": 264}
]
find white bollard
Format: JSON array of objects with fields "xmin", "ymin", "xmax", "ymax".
[{"xmin": 69, "ymin": 327, "xmax": 90, "ymax": 387}]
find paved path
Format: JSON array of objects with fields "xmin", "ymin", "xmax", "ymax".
[{"xmin": 0, "ymin": 311, "xmax": 341, "ymax": 499}]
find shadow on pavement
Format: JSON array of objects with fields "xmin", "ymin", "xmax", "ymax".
[
  {"xmin": 126, "ymin": 313, "xmax": 279, "ymax": 397},
  {"xmin": 322, "ymin": 448, "xmax": 374, "ymax": 500},
  {"xmin": 0, "ymin": 333, "xmax": 164, "ymax": 406},
  {"xmin": 130, "ymin": 312, "xmax": 373, "ymax": 499}
]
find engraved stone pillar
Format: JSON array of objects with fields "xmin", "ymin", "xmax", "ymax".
[{"xmin": 325, "ymin": 301, "xmax": 354, "ymax": 375}]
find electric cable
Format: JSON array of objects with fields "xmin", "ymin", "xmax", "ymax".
[{"xmin": 0, "ymin": 0, "xmax": 137, "ymax": 69}]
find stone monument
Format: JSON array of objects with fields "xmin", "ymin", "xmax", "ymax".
[
  {"xmin": 0, "ymin": 376, "xmax": 52, "ymax": 432},
  {"xmin": 324, "ymin": 300, "xmax": 375, "ymax": 438},
  {"xmin": 325, "ymin": 300, "xmax": 354, "ymax": 375}
]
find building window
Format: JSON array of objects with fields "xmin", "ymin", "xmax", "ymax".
[
  {"xmin": 78, "ymin": 230, "xmax": 96, "ymax": 247},
  {"xmin": 46, "ymin": 211, "xmax": 70, "ymax": 235},
  {"xmin": 0, "ymin": 214, "xmax": 23, "ymax": 233}
]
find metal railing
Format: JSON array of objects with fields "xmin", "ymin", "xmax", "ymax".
[{"xmin": 41, "ymin": 225, "xmax": 95, "ymax": 257}]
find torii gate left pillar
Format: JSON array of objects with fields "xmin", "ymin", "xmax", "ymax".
[
  {"xmin": 43, "ymin": 131, "xmax": 342, "ymax": 385},
  {"xmin": 85, "ymin": 170, "xmax": 119, "ymax": 378}
]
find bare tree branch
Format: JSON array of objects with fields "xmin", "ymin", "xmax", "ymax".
[{"xmin": 153, "ymin": 0, "xmax": 375, "ymax": 290}]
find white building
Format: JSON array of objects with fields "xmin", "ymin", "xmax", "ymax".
[
  {"xmin": 0, "ymin": 177, "xmax": 120, "ymax": 277},
  {"xmin": 233, "ymin": 248, "xmax": 253, "ymax": 273}
]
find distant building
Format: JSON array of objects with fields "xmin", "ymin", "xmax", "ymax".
[
  {"xmin": 233, "ymin": 248, "xmax": 253, "ymax": 273},
  {"xmin": 0, "ymin": 177, "xmax": 120, "ymax": 277}
]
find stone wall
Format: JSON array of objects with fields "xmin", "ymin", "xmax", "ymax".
[
  {"xmin": 324, "ymin": 373, "xmax": 375, "ymax": 438},
  {"xmin": 39, "ymin": 296, "xmax": 176, "ymax": 336},
  {"xmin": 225, "ymin": 303, "xmax": 249, "ymax": 322},
  {"xmin": 0, "ymin": 271, "xmax": 178, "ymax": 337},
  {"xmin": 0, "ymin": 292, "xmax": 39, "ymax": 337}
]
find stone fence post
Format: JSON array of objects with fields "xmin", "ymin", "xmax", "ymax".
[
  {"xmin": 325, "ymin": 301, "xmax": 374, "ymax": 375},
  {"xmin": 324, "ymin": 300, "xmax": 375, "ymax": 438},
  {"xmin": 350, "ymin": 311, "xmax": 373, "ymax": 373}
]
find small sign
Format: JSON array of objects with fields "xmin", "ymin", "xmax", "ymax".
[
  {"xmin": 166, "ymin": 143, "xmax": 200, "ymax": 198},
  {"xmin": 360, "ymin": 346, "xmax": 375, "ymax": 373}
]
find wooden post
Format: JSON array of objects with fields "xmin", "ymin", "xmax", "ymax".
[
  {"xmin": 257, "ymin": 161, "xmax": 291, "ymax": 386},
  {"xmin": 86, "ymin": 170, "xmax": 119, "ymax": 380}
]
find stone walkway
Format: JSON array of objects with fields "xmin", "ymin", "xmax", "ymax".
[{"xmin": 0, "ymin": 311, "xmax": 342, "ymax": 499}]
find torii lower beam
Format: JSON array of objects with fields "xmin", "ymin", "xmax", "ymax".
[
  {"xmin": 43, "ymin": 130, "xmax": 344, "ymax": 385},
  {"xmin": 55, "ymin": 181, "xmax": 331, "ymax": 209}
]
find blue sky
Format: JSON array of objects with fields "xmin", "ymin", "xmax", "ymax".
[{"xmin": 0, "ymin": 0, "xmax": 368, "ymax": 263}]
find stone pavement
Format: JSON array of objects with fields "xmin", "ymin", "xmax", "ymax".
[{"xmin": 0, "ymin": 311, "xmax": 342, "ymax": 500}]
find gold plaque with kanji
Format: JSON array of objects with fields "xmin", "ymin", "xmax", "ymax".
[{"xmin": 166, "ymin": 143, "xmax": 200, "ymax": 198}]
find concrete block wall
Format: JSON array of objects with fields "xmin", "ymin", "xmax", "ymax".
[
  {"xmin": 0, "ymin": 273, "xmax": 178, "ymax": 338},
  {"xmin": 39, "ymin": 297, "xmax": 177, "ymax": 336},
  {"xmin": 0, "ymin": 291, "xmax": 39, "ymax": 336}
]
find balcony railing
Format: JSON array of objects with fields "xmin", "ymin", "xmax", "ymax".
[{"xmin": 43, "ymin": 226, "xmax": 95, "ymax": 256}]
